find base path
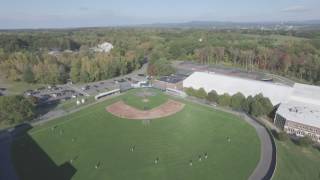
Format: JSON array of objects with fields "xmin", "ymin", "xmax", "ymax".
[{"xmin": 106, "ymin": 100, "xmax": 185, "ymax": 120}]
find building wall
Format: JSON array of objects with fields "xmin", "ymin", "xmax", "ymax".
[
  {"xmin": 153, "ymin": 80, "xmax": 182, "ymax": 90},
  {"xmin": 274, "ymin": 114, "xmax": 286, "ymax": 130},
  {"xmin": 283, "ymin": 119, "xmax": 320, "ymax": 142}
]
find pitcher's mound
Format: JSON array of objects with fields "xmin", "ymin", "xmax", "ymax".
[{"xmin": 106, "ymin": 99, "xmax": 185, "ymax": 120}]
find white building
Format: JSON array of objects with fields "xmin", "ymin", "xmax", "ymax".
[
  {"xmin": 95, "ymin": 89, "xmax": 120, "ymax": 100},
  {"xmin": 182, "ymin": 71, "xmax": 320, "ymax": 141},
  {"xmin": 183, "ymin": 71, "xmax": 292, "ymax": 105},
  {"xmin": 91, "ymin": 42, "xmax": 114, "ymax": 53},
  {"xmin": 183, "ymin": 71, "xmax": 320, "ymax": 141},
  {"xmin": 274, "ymin": 83, "xmax": 320, "ymax": 141}
]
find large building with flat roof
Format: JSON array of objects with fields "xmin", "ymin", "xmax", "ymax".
[
  {"xmin": 183, "ymin": 71, "xmax": 320, "ymax": 141},
  {"xmin": 183, "ymin": 71, "xmax": 292, "ymax": 105},
  {"xmin": 274, "ymin": 83, "xmax": 320, "ymax": 142}
]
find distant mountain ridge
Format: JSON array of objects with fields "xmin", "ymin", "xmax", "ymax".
[{"xmin": 137, "ymin": 20, "xmax": 320, "ymax": 29}]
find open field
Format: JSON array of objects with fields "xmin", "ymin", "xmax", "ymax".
[
  {"xmin": 273, "ymin": 139, "xmax": 320, "ymax": 180},
  {"xmin": 0, "ymin": 77, "xmax": 45, "ymax": 95},
  {"xmin": 11, "ymin": 88, "xmax": 260, "ymax": 180},
  {"xmin": 122, "ymin": 89, "xmax": 168, "ymax": 110}
]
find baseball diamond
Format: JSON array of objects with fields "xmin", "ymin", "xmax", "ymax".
[{"xmin": 11, "ymin": 88, "xmax": 260, "ymax": 180}]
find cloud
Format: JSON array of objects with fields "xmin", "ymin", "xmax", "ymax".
[
  {"xmin": 79, "ymin": 7, "xmax": 89, "ymax": 11},
  {"xmin": 282, "ymin": 5, "xmax": 310, "ymax": 13}
]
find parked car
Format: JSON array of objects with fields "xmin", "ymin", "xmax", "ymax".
[{"xmin": 81, "ymin": 85, "xmax": 90, "ymax": 90}]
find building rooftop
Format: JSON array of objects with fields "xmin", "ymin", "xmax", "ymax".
[
  {"xmin": 277, "ymin": 100, "xmax": 320, "ymax": 128},
  {"xmin": 183, "ymin": 71, "xmax": 293, "ymax": 105},
  {"xmin": 290, "ymin": 83, "xmax": 320, "ymax": 106},
  {"xmin": 276, "ymin": 83, "xmax": 320, "ymax": 128},
  {"xmin": 158, "ymin": 74, "xmax": 187, "ymax": 84}
]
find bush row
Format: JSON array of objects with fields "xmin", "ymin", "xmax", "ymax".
[{"xmin": 185, "ymin": 87, "xmax": 274, "ymax": 117}]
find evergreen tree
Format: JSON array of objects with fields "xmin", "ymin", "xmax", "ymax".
[{"xmin": 23, "ymin": 66, "xmax": 35, "ymax": 83}]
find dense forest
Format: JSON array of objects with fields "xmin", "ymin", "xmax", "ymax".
[{"xmin": 0, "ymin": 28, "xmax": 320, "ymax": 84}]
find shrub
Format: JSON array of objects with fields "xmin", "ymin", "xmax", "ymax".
[
  {"xmin": 206, "ymin": 90, "xmax": 219, "ymax": 102},
  {"xmin": 196, "ymin": 88, "xmax": 207, "ymax": 99},
  {"xmin": 185, "ymin": 87, "xmax": 197, "ymax": 97},
  {"xmin": 230, "ymin": 92, "xmax": 246, "ymax": 110},
  {"xmin": 275, "ymin": 131, "xmax": 289, "ymax": 141},
  {"xmin": 298, "ymin": 136, "xmax": 313, "ymax": 147},
  {"xmin": 217, "ymin": 93, "xmax": 231, "ymax": 106}
]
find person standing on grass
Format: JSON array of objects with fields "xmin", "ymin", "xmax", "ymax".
[{"xmin": 155, "ymin": 157, "xmax": 159, "ymax": 164}]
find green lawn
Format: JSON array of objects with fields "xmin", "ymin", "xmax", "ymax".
[
  {"xmin": 0, "ymin": 77, "xmax": 46, "ymax": 95},
  {"xmin": 12, "ymin": 88, "xmax": 260, "ymax": 180},
  {"xmin": 121, "ymin": 89, "xmax": 168, "ymax": 110},
  {"xmin": 273, "ymin": 139, "xmax": 320, "ymax": 180}
]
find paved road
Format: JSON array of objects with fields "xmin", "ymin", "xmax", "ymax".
[{"xmin": 183, "ymin": 97, "xmax": 276, "ymax": 180}]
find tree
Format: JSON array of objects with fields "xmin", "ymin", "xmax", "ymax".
[
  {"xmin": 217, "ymin": 93, "xmax": 231, "ymax": 106},
  {"xmin": 230, "ymin": 92, "xmax": 246, "ymax": 110},
  {"xmin": 70, "ymin": 60, "xmax": 81, "ymax": 83},
  {"xmin": 58, "ymin": 64, "xmax": 68, "ymax": 84},
  {"xmin": 147, "ymin": 58, "xmax": 175, "ymax": 76},
  {"xmin": 23, "ymin": 66, "xmax": 35, "ymax": 83},
  {"xmin": 196, "ymin": 88, "xmax": 207, "ymax": 99},
  {"xmin": 253, "ymin": 94, "xmax": 274, "ymax": 115},
  {"xmin": 207, "ymin": 90, "xmax": 219, "ymax": 102},
  {"xmin": 185, "ymin": 87, "xmax": 197, "ymax": 97},
  {"xmin": 80, "ymin": 71, "xmax": 90, "ymax": 82},
  {"xmin": 0, "ymin": 95, "xmax": 35, "ymax": 125},
  {"xmin": 250, "ymin": 100, "xmax": 264, "ymax": 117},
  {"xmin": 242, "ymin": 95, "xmax": 254, "ymax": 114}
]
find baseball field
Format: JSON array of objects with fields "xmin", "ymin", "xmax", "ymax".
[{"xmin": 11, "ymin": 88, "xmax": 260, "ymax": 180}]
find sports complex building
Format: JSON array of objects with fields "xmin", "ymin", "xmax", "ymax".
[
  {"xmin": 183, "ymin": 71, "xmax": 292, "ymax": 105},
  {"xmin": 183, "ymin": 71, "xmax": 320, "ymax": 141},
  {"xmin": 274, "ymin": 83, "xmax": 320, "ymax": 141}
]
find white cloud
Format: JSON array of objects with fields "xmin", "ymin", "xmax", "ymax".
[{"xmin": 282, "ymin": 5, "xmax": 310, "ymax": 13}]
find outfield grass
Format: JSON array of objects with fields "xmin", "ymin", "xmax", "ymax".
[
  {"xmin": 273, "ymin": 139, "xmax": 320, "ymax": 180},
  {"xmin": 121, "ymin": 89, "xmax": 168, "ymax": 110},
  {"xmin": 12, "ymin": 88, "xmax": 260, "ymax": 180}
]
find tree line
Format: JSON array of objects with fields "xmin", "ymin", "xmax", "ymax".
[
  {"xmin": 185, "ymin": 87, "xmax": 274, "ymax": 117},
  {"xmin": 1, "ymin": 28, "xmax": 320, "ymax": 85}
]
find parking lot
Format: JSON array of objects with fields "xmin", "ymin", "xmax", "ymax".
[
  {"xmin": 23, "ymin": 85, "xmax": 84, "ymax": 105},
  {"xmin": 22, "ymin": 64, "xmax": 148, "ymax": 106},
  {"xmin": 73, "ymin": 73, "xmax": 147, "ymax": 96}
]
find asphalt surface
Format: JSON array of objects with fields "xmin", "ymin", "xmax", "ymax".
[{"xmin": 71, "ymin": 63, "xmax": 148, "ymax": 96}]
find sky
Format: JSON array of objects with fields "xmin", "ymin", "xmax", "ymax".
[{"xmin": 0, "ymin": 0, "xmax": 320, "ymax": 29}]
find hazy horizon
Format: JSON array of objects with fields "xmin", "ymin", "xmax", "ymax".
[{"xmin": 1, "ymin": 0, "xmax": 320, "ymax": 29}]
